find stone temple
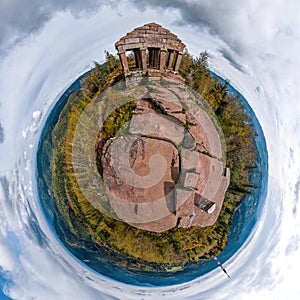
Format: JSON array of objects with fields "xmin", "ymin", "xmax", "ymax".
[
  {"xmin": 95, "ymin": 23, "xmax": 230, "ymax": 233},
  {"xmin": 115, "ymin": 22, "xmax": 186, "ymax": 77}
]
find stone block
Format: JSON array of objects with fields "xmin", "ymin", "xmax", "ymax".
[
  {"xmin": 175, "ymin": 188, "xmax": 194, "ymax": 216},
  {"xmin": 125, "ymin": 38, "xmax": 140, "ymax": 44},
  {"xmin": 183, "ymin": 172, "xmax": 199, "ymax": 189},
  {"xmin": 181, "ymin": 149, "xmax": 201, "ymax": 172}
]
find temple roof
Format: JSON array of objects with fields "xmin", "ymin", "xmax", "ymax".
[{"xmin": 115, "ymin": 22, "xmax": 186, "ymax": 52}]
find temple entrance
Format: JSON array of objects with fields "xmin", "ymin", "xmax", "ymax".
[
  {"xmin": 126, "ymin": 49, "xmax": 143, "ymax": 70},
  {"xmin": 133, "ymin": 49, "xmax": 142, "ymax": 69},
  {"xmin": 167, "ymin": 50, "xmax": 177, "ymax": 70},
  {"xmin": 147, "ymin": 48, "xmax": 160, "ymax": 69}
]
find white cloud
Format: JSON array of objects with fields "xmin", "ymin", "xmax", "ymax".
[
  {"xmin": 0, "ymin": 0, "xmax": 114, "ymax": 55},
  {"xmin": 0, "ymin": 241, "xmax": 16, "ymax": 273}
]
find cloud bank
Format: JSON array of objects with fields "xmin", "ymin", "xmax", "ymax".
[{"xmin": 0, "ymin": 0, "xmax": 112, "ymax": 55}]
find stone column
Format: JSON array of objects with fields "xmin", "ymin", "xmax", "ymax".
[
  {"xmin": 119, "ymin": 51, "xmax": 129, "ymax": 73},
  {"xmin": 140, "ymin": 47, "xmax": 147, "ymax": 70},
  {"xmin": 152, "ymin": 49, "xmax": 160, "ymax": 69},
  {"xmin": 174, "ymin": 52, "xmax": 183, "ymax": 72},
  {"xmin": 133, "ymin": 49, "xmax": 142, "ymax": 69},
  {"xmin": 168, "ymin": 51, "xmax": 175, "ymax": 69},
  {"xmin": 159, "ymin": 48, "xmax": 167, "ymax": 71}
]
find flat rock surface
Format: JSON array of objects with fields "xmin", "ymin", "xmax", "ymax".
[
  {"xmin": 102, "ymin": 136, "xmax": 179, "ymax": 203},
  {"xmin": 94, "ymin": 78, "xmax": 229, "ymax": 232},
  {"xmin": 129, "ymin": 113, "xmax": 185, "ymax": 145}
]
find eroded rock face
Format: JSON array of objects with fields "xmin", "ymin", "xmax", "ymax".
[
  {"xmin": 91, "ymin": 79, "xmax": 230, "ymax": 233},
  {"xmin": 101, "ymin": 136, "xmax": 180, "ymax": 231},
  {"xmin": 102, "ymin": 136, "xmax": 179, "ymax": 203}
]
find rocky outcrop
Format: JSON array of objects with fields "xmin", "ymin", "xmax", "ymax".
[{"xmin": 97, "ymin": 80, "xmax": 230, "ymax": 232}]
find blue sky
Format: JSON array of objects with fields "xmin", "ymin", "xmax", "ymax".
[{"xmin": 0, "ymin": 272, "xmax": 12, "ymax": 300}]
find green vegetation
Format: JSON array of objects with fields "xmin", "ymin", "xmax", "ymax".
[
  {"xmin": 81, "ymin": 51, "xmax": 122, "ymax": 100},
  {"xmin": 179, "ymin": 51, "xmax": 257, "ymax": 253},
  {"xmin": 101, "ymin": 101, "xmax": 136, "ymax": 140},
  {"xmin": 96, "ymin": 100, "xmax": 136, "ymax": 176},
  {"xmin": 50, "ymin": 51, "xmax": 258, "ymax": 270},
  {"xmin": 179, "ymin": 51, "xmax": 257, "ymax": 195}
]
